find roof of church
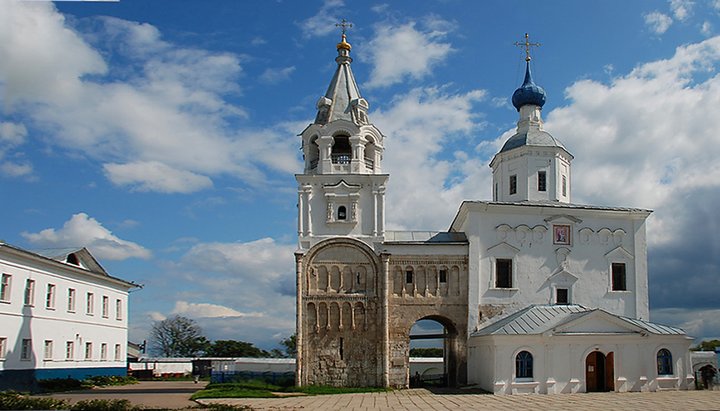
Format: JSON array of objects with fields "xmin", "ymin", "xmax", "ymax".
[
  {"xmin": 511, "ymin": 62, "xmax": 546, "ymax": 111},
  {"xmin": 499, "ymin": 129, "xmax": 569, "ymax": 154},
  {"xmin": 384, "ymin": 231, "xmax": 468, "ymax": 244},
  {"xmin": 472, "ymin": 305, "xmax": 686, "ymax": 337},
  {"xmin": 460, "ymin": 200, "xmax": 652, "ymax": 213},
  {"xmin": 314, "ymin": 33, "xmax": 364, "ymax": 126}
]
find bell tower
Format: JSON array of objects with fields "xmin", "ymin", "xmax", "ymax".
[{"xmin": 296, "ymin": 31, "xmax": 389, "ymax": 251}]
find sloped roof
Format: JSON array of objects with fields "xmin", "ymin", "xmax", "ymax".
[
  {"xmin": 384, "ymin": 231, "xmax": 468, "ymax": 244},
  {"xmin": 472, "ymin": 305, "xmax": 686, "ymax": 337}
]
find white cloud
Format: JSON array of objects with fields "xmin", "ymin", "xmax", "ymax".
[
  {"xmin": 22, "ymin": 212, "xmax": 151, "ymax": 261},
  {"xmin": 299, "ymin": 0, "xmax": 345, "ymax": 38},
  {"xmin": 652, "ymin": 308, "xmax": 720, "ymax": 341},
  {"xmin": 171, "ymin": 301, "xmax": 263, "ymax": 319},
  {"xmin": 366, "ymin": 22, "xmax": 454, "ymax": 88},
  {"xmin": 644, "ymin": 11, "xmax": 673, "ymax": 35},
  {"xmin": 0, "ymin": 2, "xmax": 300, "ymax": 194},
  {"xmin": 0, "ymin": 122, "xmax": 27, "ymax": 146},
  {"xmin": 701, "ymin": 21, "xmax": 713, "ymax": 36},
  {"xmin": 0, "ymin": 161, "xmax": 32, "ymax": 177},
  {"xmin": 259, "ymin": 66, "xmax": 296, "ymax": 84},
  {"xmin": 669, "ymin": 0, "xmax": 693, "ymax": 22},
  {"xmin": 104, "ymin": 161, "xmax": 213, "ymax": 194}
]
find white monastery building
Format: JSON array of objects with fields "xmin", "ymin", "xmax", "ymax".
[
  {"xmin": 0, "ymin": 243, "xmax": 136, "ymax": 389},
  {"xmin": 294, "ymin": 32, "xmax": 694, "ymax": 394}
]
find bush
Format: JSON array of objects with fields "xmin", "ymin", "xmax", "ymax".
[
  {"xmin": 37, "ymin": 378, "xmax": 85, "ymax": 392},
  {"xmin": 71, "ymin": 399, "xmax": 140, "ymax": 411},
  {"xmin": 0, "ymin": 391, "xmax": 69, "ymax": 410},
  {"xmin": 84, "ymin": 376, "xmax": 138, "ymax": 387}
]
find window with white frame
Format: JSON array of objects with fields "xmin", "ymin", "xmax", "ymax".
[
  {"xmin": 0, "ymin": 274, "xmax": 11, "ymax": 302},
  {"xmin": 115, "ymin": 299, "xmax": 122, "ymax": 320},
  {"xmin": 556, "ymin": 288, "xmax": 569, "ymax": 305},
  {"xmin": 516, "ymin": 351, "xmax": 533, "ymax": 379},
  {"xmin": 21, "ymin": 339, "xmax": 31, "ymax": 360},
  {"xmin": 46, "ymin": 284, "xmax": 56, "ymax": 309},
  {"xmin": 509, "ymin": 175, "xmax": 517, "ymax": 195},
  {"xmin": 495, "ymin": 259, "xmax": 513, "ymax": 288},
  {"xmin": 44, "ymin": 340, "xmax": 53, "ymax": 360},
  {"xmin": 538, "ymin": 171, "xmax": 547, "ymax": 192},
  {"xmin": 0, "ymin": 337, "xmax": 6, "ymax": 359},
  {"xmin": 67, "ymin": 288, "xmax": 76, "ymax": 312},
  {"xmin": 114, "ymin": 344, "xmax": 122, "ymax": 361},
  {"xmin": 657, "ymin": 348, "xmax": 673, "ymax": 375},
  {"xmin": 85, "ymin": 342, "xmax": 93, "ymax": 360},
  {"xmin": 86, "ymin": 292, "xmax": 94, "ymax": 315},
  {"xmin": 24, "ymin": 279, "xmax": 35, "ymax": 306},
  {"xmin": 611, "ymin": 263, "xmax": 627, "ymax": 291},
  {"xmin": 100, "ymin": 343, "xmax": 108, "ymax": 361},
  {"xmin": 102, "ymin": 296, "xmax": 109, "ymax": 318},
  {"xmin": 66, "ymin": 341, "xmax": 74, "ymax": 360}
]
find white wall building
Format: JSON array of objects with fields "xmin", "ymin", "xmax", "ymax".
[
  {"xmin": 295, "ymin": 33, "xmax": 693, "ymax": 393},
  {"xmin": 0, "ymin": 243, "xmax": 136, "ymax": 389}
]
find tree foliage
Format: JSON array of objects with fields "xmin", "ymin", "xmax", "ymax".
[
  {"xmin": 149, "ymin": 315, "xmax": 208, "ymax": 357},
  {"xmin": 409, "ymin": 347, "xmax": 443, "ymax": 357},
  {"xmin": 205, "ymin": 340, "xmax": 269, "ymax": 357},
  {"xmin": 692, "ymin": 339, "xmax": 720, "ymax": 351},
  {"xmin": 280, "ymin": 334, "xmax": 296, "ymax": 357}
]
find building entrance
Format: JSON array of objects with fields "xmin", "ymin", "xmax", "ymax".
[{"xmin": 585, "ymin": 351, "xmax": 614, "ymax": 392}]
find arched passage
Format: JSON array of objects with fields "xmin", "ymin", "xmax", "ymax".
[
  {"xmin": 585, "ymin": 351, "xmax": 614, "ymax": 392},
  {"xmin": 408, "ymin": 316, "xmax": 460, "ymax": 387}
]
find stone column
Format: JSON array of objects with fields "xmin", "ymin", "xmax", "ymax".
[
  {"xmin": 349, "ymin": 135, "xmax": 363, "ymax": 173},
  {"xmin": 380, "ymin": 253, "xmax": 391, "ymax": 387},
  {"xmin": 294, "ymin": 252, "xmax": 305, "ymax": 386},
  {"xmin": 317, "ymin": 135, "xmax": 334, "ymax": 173}
]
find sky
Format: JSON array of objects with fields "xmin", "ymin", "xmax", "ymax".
[{"xmin": 1, "ymin": 0, "xmax": 720, "ymax": 351}]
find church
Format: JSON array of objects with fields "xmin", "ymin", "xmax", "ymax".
[{"xmin": 293, "ymin": 32, "xmax": 694, "ymax": 394}]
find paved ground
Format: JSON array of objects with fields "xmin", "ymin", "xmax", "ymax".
[{"xmin": 36, "ymin": 381, "xmax": 720, "ymax": 410}]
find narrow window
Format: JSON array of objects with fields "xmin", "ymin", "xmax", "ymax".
[
  {"xmin": 516, "ymin": 351, "xmax": 533, "ymax": 379},
  {"xmin": 337, "ymin": 206, "xmax": 347, "ymax": 220},
  {"xmin": 87, "ymin": 292, "xmax": 94, "ymax": 315},
  {"xmin": 66, "ymin": 341, "xmax": 74, "ymax": 360},
  {"xmin": 46, "ymin": 284, "xmax": 56, "ymax": 309},
  {"xmin": 556, "ymin": 288, "xmax": 569, "ymax": 305},
  {"xmin": 116, "ymin": 299, "xmax": 123, "ymax": 320},
  {"xmin": 538, "ymin": 171, "xmax": 547, "ymax": 192},
  {"xmin": 44, "ymin": 340, "xmax": 53, "ymax": 360},
  {"xmin": 439, "ymin": 269, "xmax": 448, "ymax": 283},
  {"xmin": 612, "ymin": 263, "xmax": 627, "ymax": 291},
  {"xmin": 100, "ymin": 343, "xmax": 108, "ymax": 361},
  {"xmin": 114, "ymin": 344, "xmax": 122, "ymax": 361},
  {"xmin": 562, "ymin": 175, "xmax": 567, "ymax": 197},
  {"xmin": 21, "ymin": 339, "xmax": 31, "ymax": 360},
  {"xmin": 657, "ymin": 349, "xmax": 673, "ymax": 375},
  {"xmin": 24, "ymin": 279, "xmax": 35, "ymax": 306},
  {"xmin": 495, "ymin": 259, "xmax": 512, "ymax": 288},
  {"xmin": 0, "ymin": 337, "xmax": 7, "ymax": 359},
  {"xmin": 509, "ymin": 175, "xmax": 517, "ymax": 195},
  {"xmin": 102, "ymin": 296, "xmax": 109, "ymax": 318},
  {"xmin": 68, "ymin": 289, "xmax": 76, "ymax": 312},
  {"xmin": 405, "ymin": 268, "xmax": 413, "ymax": 284},
  {"xmin": 494, "ymin": 183, "xmax": 498, "ymax": 200},
  {"xmin": 0, "ymin": 274, "xmax": 11, "ymax": 302},
  {"xmin": 339, "ymin": 337, "xmax": 344, "ymax": 360},
  {"xmin": 85, "ymin": 342, "xmax": 93, "ymax": 360}
]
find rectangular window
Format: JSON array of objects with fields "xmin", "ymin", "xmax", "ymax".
[
  {"xmin": 439, "ymin": 269, "xmax": 447, "ymax": 283},
  {"xmin": 562, "ymin": 175, "xmax": 567, "ymax": 197},
  {"xmin": 86, "ymin": 292, "xmax": 94, "ymax": 315},
  {"xmin": 556, "ymin": 288, "xmax": 569, "ymax": 305},
  {"xmin": 0, "ymin": 337, "xmax": 7, "ymax": 359},
  {"xmin": 24, "ymin": 279, "xmax": 35, "ymax": 306},
  {"xmin": 46, "ymin": 284, "xmax": 56, "ymax": 309},
  {"xmin": 66, "ymin": 341, "xmax": 74, "ymax": 360},
  {"xmin": 114, "ymin": 344, "xmax": 122, "ymax": 361},
  {"xmin": 509, "ymin": 175, "xmax": 517, "ymax": 195},
  {"xmin": 21, "ymin": 339, "xmax": 31, "ymax": 360},
  {"xmin": 1, "ymin": 274, "xmax": 11, "ymax": 302},
  {"xmin": 494, "ymin": 183, "xmax": 498, "ymax": 200},
  {"xmin": 100, "ymin": 343, "xmax": 108, "ymax": 361},
  {"xmin": 102, "ymin": 296, "xmax": 109, "ymax": 318},
  {"xmin": 405, "ymin": 269, "xmax": 413, "ymax": 284},
  {"xmin": 612, "ymin": 263, "xmax": 627, "ymax": 291},
  {"xmin": 68, "ymin": 288, "xmax": 76, "ymax": 312},
  {"xmin": 85, "ymin": 342, "xmax": 93, "ymax": 360},
  {"xmin": 538, "ymin": 171, "xmax": 547, "ymax": 192},
  {"xmin": 115, "ymin": 299, "xmax": 122, "ymax": 320},
  {"xmin": 495, "ymin": 259, "xmax": 513, "ymax": 288},
  {"xmin": 44, "ymin": 340, "xmax": 53, "ymax": 360}
]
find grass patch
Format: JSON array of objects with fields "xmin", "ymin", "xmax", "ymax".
[{"xmin": 192, "ymin": 380, "xmax": 390, "ymax": 399}]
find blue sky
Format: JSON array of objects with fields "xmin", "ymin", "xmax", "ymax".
[{"xmin": 2, "ymin": 0, "xmax": 720, "ymax": 350}]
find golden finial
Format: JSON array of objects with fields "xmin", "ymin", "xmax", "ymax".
[
  {"xmin": 514, "ymin": 33, "xmax": 541, "ymax": 62},
  {"xmin": 336, "ymin": 19, "xmax": 353, "ymax": 51}
]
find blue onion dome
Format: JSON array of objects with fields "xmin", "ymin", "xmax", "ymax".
[{"xmin": 511, "ymin": 62, "xmax": 546, "ymax": 111}]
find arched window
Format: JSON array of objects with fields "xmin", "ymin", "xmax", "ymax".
[
  {"xmin": 331, "ymin": 135, "xmax": 351, "ymax": 164},
  {"xmin": 337, "ymin": 206, "xmax": 347, "ymax": 220},
  {"xmin": 66, "ymin": 253, "xmax": 79, "ymax": 265},
  {"xmin": 516, "ymin": 351, "xmax": 533, "ymax": 379},
  {"xmin": 657, "ymin": 349, "xmax": 673, "ymax": 375}
]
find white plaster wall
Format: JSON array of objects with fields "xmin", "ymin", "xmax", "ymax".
[{"xmin": 0, "ymin": 256, "xmax": 129, "ymax": 372}]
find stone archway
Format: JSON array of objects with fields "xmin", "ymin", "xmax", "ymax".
[{"xmin": 408, "ymin": 316, "xmax": 460, "ymax": 387}]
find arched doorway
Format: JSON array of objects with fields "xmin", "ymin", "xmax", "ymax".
[
  {"xmin": 408, "ymin": 317, "xmax": 459, "ymax": 387},
  {"xmin": 585, "ymin": 351, "xmax": 614, "ymax": 392}
]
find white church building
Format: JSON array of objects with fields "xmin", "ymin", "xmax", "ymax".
[
  {"xmin": 294, "ymin": 32, "xmax": 693, "ymax": 394},
  {"xmin": 0, "ymin": 243, "xmax": 136, "ymax": 389}
]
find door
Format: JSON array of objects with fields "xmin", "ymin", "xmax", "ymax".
[
  {"xmin": 605, "ymin": 352, "xmax": 615, "ymax": 391},
  {"xmin": 586, "ymin": 351, "xmax": 614, "ymax": 392}
]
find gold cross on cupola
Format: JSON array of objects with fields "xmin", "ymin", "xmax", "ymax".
[
  {"xmin": 514, "ymin": 33, "xmax": 541, "ymax": 62},
  {"xmin": 336, "ymin": 18, "xmax": 353, "ymax": 35}
]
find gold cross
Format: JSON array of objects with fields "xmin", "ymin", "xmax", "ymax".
[
  {"xmin": 336, "ymin": 19, "xmax": 353, "ymax": 35},
  {"xmin": 514, "ymin": 33, "xmax": 541, "ymax": 62}
]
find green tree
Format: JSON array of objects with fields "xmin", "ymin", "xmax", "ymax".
[
  {"xmin": 149, "ymin": 315, "xmax": 209, "ymax": 357},
  {"xmin": 280, "ymin": 334, "xmax": 296, "ymax": 357},
  {"xmin": 205, "ymin": 340, "xmax": 269, "ymax": 357},
  {"xmin": 692, "ymin": 339, "xmax": 720, "ymax": 351},
  {"xmin": 409, "ymin": 347, "xmax": 443, "ymax": 357}
]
